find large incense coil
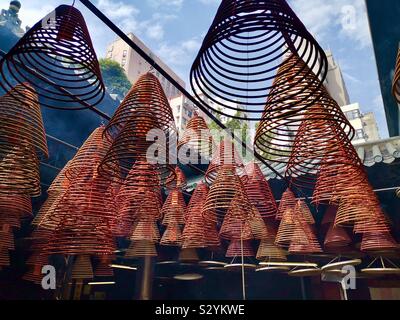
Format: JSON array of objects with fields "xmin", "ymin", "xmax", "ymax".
[
  {"xmin": 0, "ymin": 5, "xmax": 105, "ymax": 110},
  {"xmin": 169, "ymin": 167, "xmax": 187, "ymax": 190},
  {"xmin": 0, "ymin": 193, "xmax": 32, "ymax": 219},
  {"xmin": 226, "ymin": 240, "xmax": 254, "ymax": 258},
  {"xmin": 71, "ymin": 255, "xmax": 94, "ymax": 280},
  {"xmin": 32, "ymin": 193, "xmax": 62, "ymax": 227},
  {"xmin": 0, "ymin": 83, "xmax": 48, "ymax": 158},
  {"xmin": 324, "ymin": 223, "xmax": 352, "ymax": 249},
  {"xmin": 248, "ymin": 208, "xmax": 273, "ymax": 240},
  {"xmin": 23, "ymin": 252, "xmax": 49, "ymax": 284},
  {"xmin": 202, "ymin": 166, "xmax": 248, "ymax": 222},
  {"xmin": 257, "ymin": 240, "xmax": 288, "ymax": 261},
  {"xmin": 94, "ymin": 257, "xmax": 114, "ymax": 277},
  {"xmin": 160, "ymin": 223, "xmax": 183, "ymax": 247},
  {"xmin": 289, "ymin": 222, "xmax": 322, "ymax": 255},
  {"xmin": 0, "ymin": 144, "xmax": 41, "ymax": 196},
  {"xmin": 353, "ymin": 206, "xmax": 391, "ymax": 234},
  {"xmin": 205, "ymin": 138, "xmax": 245, "ymax": 184},
  {"xmin": 0, "ymin": 249, "xmax": 10, "ymax": 267},
  {"xmin": 65, "ymin": 127, "xmax": 112, "ymax": 181},
  {"xmin": 243, "ymin": 163, "xmax": 278, "ymax": 219},
  {"xmin": 0, "ymin": 227, "xmax": 14, "ymax": 250},
  {"xmin": 125, "ymin": 241, "xmax": 157, "ymax": 258},
  {"xmin": 190, "ymin": 0, "xmax": 327, "ymax": 121},
  {"xmin": 392, "ymin": 47, "xmax": 400, "ymax": 103},
  {"xmin": 254, "ymin": 55, "xmax": 352, "ymax": 164},
  {"xmin": 361, "ymin": 232, "xmax": 399, "ymax": 253},
  {"xmin": 99, "ymin": 108, "xmax": 176, "ymax": 186},
  {"xmin": 185, "ymin": 181, "xmax": 208, "ymax": 223},
  {"xmin": 276, "ymin": 188, "xmax": 296, "ymax": 220},
  {"xmin": 161, "ymin": 188, "xmax": 187, "ymax": 226},
  {"xmin": 220, "ymin": 213, "xmax": 253, "ymax": 241},
  {"xmin": 204, "ymin": 219, "xmax": 221, "ymax": 249},
  {"xmin": 130, "ymin": 218, "xmax": 160, "ymax": 243},
  {"xmin": 177, "ymin": 112, "xmax": 214, "ymax": 162},
  {"xmin": 47, "ymin": 162, "xmax": 71, "ymax": 194},
  {"xmin": 105, "ymin": 72, "xmax": 176, "ymax": 137}
]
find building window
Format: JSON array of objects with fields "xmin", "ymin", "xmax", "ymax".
[
  {"xmin": 355, "ymin": 129, "xmax": 365, "ymax": 140},
  {"xmin": 121, "ymin": 58, "xmax": 126, "ymax": 66},
  {"xmin": 346, "ymin": 110, "xmax": 361, "ymax": 120},
  {"xmin": 177, "ymin": 105, "xmax": 181, "ymax": 112},
  {"xmin": 123, "ymin": 50, "xmax": 127, "ymax": 58}
]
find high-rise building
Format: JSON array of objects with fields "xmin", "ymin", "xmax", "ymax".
[
  {"xmin": 169, "ymin": 94, "xmax": 196, "ymax": 132},
  {"xmin": 105, "ymin": 33, "xmax": 186, "ymax": 99},
  {"xmin": 362, "ymin": 112, "xmax": 381, "ymax": 142}
]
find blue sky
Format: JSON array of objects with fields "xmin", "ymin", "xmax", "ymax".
[{"xmin": 17, "ymin": 0, "xmax": 389, "ymax": 137}]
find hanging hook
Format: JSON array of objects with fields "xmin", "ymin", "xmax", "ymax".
[{"xmin": 72, "ymin": 0, "xmax": 76, "ymax": 6}]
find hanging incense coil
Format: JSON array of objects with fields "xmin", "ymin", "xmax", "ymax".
[
  {"xmin": 0, "ymin": 193, "xmax": 32, "ymax": 221},
  {"xmin": 94, "ymin": 257, "xmax": 114, "ymax": 277},
  {"xmin": 125, "ymin": 241, "xmax": 157, "ymax": 258},
  {"xmin": 0, "ymin": 5, "xmax": 105, "ymax": 110},
  {"xmin": 23, "ymin": 253, "xmax": 49, "ymax": 284},
  {"xmin": 0, "ymin": 83, "xmax": 48, "ymax": 158},
  {"xmin": 65, "ymin": 127, "xmax": 112, "ymax": 181},
  {"xmin": 130, "ymin": 210, "xmax": 161, "ymax": 243},
  {"xmin": 243, "ymin": 162, "xmax": 277, "ymax": 219},
  {"xmin": 190, "ymin": 0, "xmax": 327, "ymax": 121},
  {"xmin": 99, "ymin": 107, "xmax": 176, "ymax": 186},
  {"xmin": 47, "ymin": 161, "xmax": 71, "ymax": 194},
  {"xmin": 276, "ymin": 188, "xmax": 296, "ymax": 220},
  {"xmin": 248, "ymin": 208, "xmax": 272, "ymax": 240},
  {"xmin": 161, "ymin": 188, "xmax": 187, "ymax": 226},
  {"xmin": 202, "ymin": 166, "xmax": 249, "ymax": 222},
  {"xmin": 392, "ymin": 47, "xmax": 400, "ymax": 103},
  {"xmin": 177, "ymin": 112, "xmax": 214, "ymax": 163},
  {"xmin": 257, "ymin": 239, "xmax": 288, "ymax": 262},
  {"xmin": 361, "ymin": 232, "xmax": 399, "ymax": 253},
  {"xmin": 324, "ymin": 223, "xmax": 352, "ymax": 249},
  {"xmin": 226, "ymin": 240, "xmax": 254, "ymax": 258},
  {"xmin": 289, "ymin": 222, "xmax": 322, "ymax": 255},
  {"xmin": 105, "ymin": 72, "xmax": 176, "ymax": 137},
  {"xmin": 160, "ymin": 223, "xmax": 183, "ymax": 247},
  {"xmin": 71, "ymin": 255, "xmax": 94, "ymax": 280},
  {"xmin": 204, "ymin": 138, "xmax": 245, "ymax": 184},
  {"xmin": 0, "ymin": 249, "xmax": 10, "ymax": 267}
]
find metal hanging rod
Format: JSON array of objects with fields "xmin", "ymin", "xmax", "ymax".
[
  {"xmin": 46, "ymin": 134, "xmax": 79, "ymax": 150},
  {"xmin": 78, "ymin": 0, "xmax": 300, "ymax": 197}
]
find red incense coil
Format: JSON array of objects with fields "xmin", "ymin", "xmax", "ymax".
[
  {"xmin": 47, "ymin": 161, "xmax": 71, "ymax": 194},
  {"xmin": 324, "ymin": 223, "xmax": 352, "ymax": 249},
  {"xmin": 361, "ymin": 232, "xmax": 399, "ymax": 253},
  {"xmin": 190, "ymin": 0, "xmax": 327, "ymax": 121},
  {"xmin": 205, "ymin": 138, "xmax": 245, "ymax": 184},
  {"xmin": 125, "ymin": 241, "xmax": 158, "ymax": 258},
  {"xmin": 248, "ymin": 208, "xmax": 273, "ymax": 240},
  {"xmin": 94, "ymin": 257, "xmax": 114, "ymax": 277},
  {"xmin": 177, "ymin": 112, "xmax": 214, "ymax": 162},
  {"xmin": 160, "ymin": 223, "xmax": 183, "ymax": 247},
  {"xmin": 226, "ymin": 240, "xmax": 254, "ymax": 258},
  {"xmin": 130, "ymin": 215, "xmax": 160, "ymax": 243},
  {"xmin": 23, "ymin": 252, "xmax": 49, "ymax": 284},
  {"xmin": 289, "ymin": 223, "xmax": 322, "ymax": 255},
  {"xmin": 161, "ymin": 188, "xmax": 187, "ymax": 226},
  {"xmin": 392, "ymin": 47, "xmax": 400, "ymax": 103},
  {"xmin": 243, "ymin": 162, "xmax": 278, "ymax": 219},
  {"xmin": 0, "ymin": 226, "xmax": 14, "ymax": 250},
  {"xmin": 71, "ymin": 255, "xmax": 94, "ymax": 280},
  {"xmin": 0, "ymin": 83, "xmax": 48, "ymax": 158},
  {"xmin": 0, "ymin": 249, "xmax": 10, "ymax": 267},
  {"xmin": 257, "ymin": 239, "xmax": 288, "ymax": 262},
  {"xmin": 276, "ymin": 188, "xmax": 296, "ymax": 220},
  {"xmin": 0, "ymin": 193, "xmax": 32, "ymax": 219},
  {"xmin": 0, "ymin": 5, "xmax": 105, "ymax": 110}
]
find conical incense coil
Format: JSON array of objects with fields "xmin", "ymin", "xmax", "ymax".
[
  {"xmin": 254, "ymin": 54, "xmax": 352, "ymax": 164},
  {"xmin": 0, "ymin": 5, "xmax": 105, "ymax": 110},
  {"xmin": 169, "ymin": 167, "xmax": 187, "ymax": 190},
  {"xmin": 0, "ymin": 226, "xmax": 14, "ymax": 250},
  {"xmin": 361, "ymin": 232, "xmax": 399, "ymax": 253},
  {"xmin": 94, "ymin": 257, "xmax": 114, "ymax": 277},
  {"xmin": 244, "ymin": 162, "xmax": 277, "ymax": 218},
  {"xmin": 47, "ymin": 161, "xmax": 72, "ymax": 194},
  {"xmin": 71, "ymin": 255, "xmax": 94, "ymax": 280},
  {"xmin": 0, "ymin": 249, "xmax": 10, "ymax": 267},
  {"xmin": 177, "ymin": 112, "xmax": 214, "ymax": 162},
  {"xmin": 99, "ymin": 107, "xmax": 176, "ymax": 186},
  {"xmin": 130, "ymin": 217, "xmax": 160, "ymax": 243},
  {"xmin": 0, "ymin": 83, "xmax": 48, "ymax": 158},
  {"xmin": 205, "ymin": 138, "xmax": 245, "ymax": 184},
  {"xmin": 226, "ymin": 240, "xmax": 254, "ymax": 258},
  {"xmin": 257, "ymin": 240, "xmax": 288, "ymax": 262},
  {"xmin": 202, "ymin": 166, "xmax": 249, "ymax": 222},
  {"xmin": 105, "ymin": 73, "xmax": 176, "ymax": 137},
  {"xmin": 190, "ymin": 0, "xmax": 327, "ymax": 121},
  {"xmin": 125, "ymin": 240, "xmax": 157, "ymax": 258},
  {"xmin": 161, "ymin": 188, "xmax": 186, "ymax": 226},
  {"xmin": 248, "ymin": 208, "xmax": 272, "ymax": 240},
  {"xmin": 160, "ymin": 223, "xmax": 183, "ymax": 247},
  {"xmin": 324, "ymin": 223, "xmax": 352, "ymax": 249},
  {"xmin": 23, "ymin": 264, "xmax": 45, "ymax": 285},
  {"xmin": 0, "ymin": 193, "xmax": 32, "ymax": 219},
  {"xmin": 392, "ymin": 47, "xmax": 400, "ymax": 103},
  {"xmin": 275, "ymin": 202, "xmax": 296, "ymax": 248},
  {"xmin": 65, "ymin": 127, "xmax": 112, "ymax": 181},
  {"xmin": 220, "ymin": 213, "xmax": 253, "ymax": 241},
  {"xmin": 0, "ymin": 143, "xmax": 41, "ymax": 196},
  {"xmin": 185, "ymin": 181, "xmax": 208, "ymax": 223},
  {"xmin": 276, "ymin": 188, "xmax": 296, "ymax": 220},
  {"xmin": 289, "ymin": 223, "xmax": 322, "ymax": 255}
]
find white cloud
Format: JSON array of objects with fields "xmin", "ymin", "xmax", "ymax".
[
  {"xmin": 196, "ymin": 0, "xmax": 220, "ymax": 5},
  {"xmin": 147, "ymin": 0, "xmax": 184, "ymax": 9}
]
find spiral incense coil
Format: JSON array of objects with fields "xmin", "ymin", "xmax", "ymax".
[
  {"xmin": 226, "ymin": 240, "xmax": 254, "ymax": 258},
  {"xmin": 32, "ymin": 192, "xmax": 63, "ymax": 227},
  {"xmin": 257, "ymin": 240, "xmax": 288, "ymax": 262},
  {"xmin": 190, "ymin": 0, "xmax": 327, "ymax": 121},
  {"xmin": 99, "ymin": 107, "xmax": 176, "ymax": 186},
  {"xmin": 0, "ymin": 144, "xmax": 41, "ymax": 196},
  {"xmin": 324, "ymin": 223, "xmax": 351, "ymax": 249},
  {"xmin": 0, "ymin": 249, "xmax": 10, "ymax": 267},
  {"xmin": 23, "ymin": 253, "xmax": 49, "ymax": 284},
  {"xmin": 0, "ymin": 193, "xmax": 32, "ymax": 219},
  {"xmin": 160, "ymin": 223, "xmax": 183, "ymax": 247},
  {"xmin": 125, "ymin": 241, "xmax": 157, "ymax": 258},
  {"xmin": 0, "ymin": 227, "xmax": 14, "ymax": 250},
  {"xmin": 94, "ymin": 257, "xmax": 114, "ymax": 277},
  {"xmin": 0, "ymin": 5, "xmax": 105, "ymax": 110},
  {"xmin": 71, "ymin": 255, "xmax": 94, "ymax": 280},
  {"xmin": 47, "ymin": 162, "xmax": 71, "ymax": 194},
  {"xmin": 0, "ymin": 83, "xmax": 48, "ymax": 159},
  {"xmin": 177, "ymin": 112, "xmax": 215, "ymax": 162},
  {"xmin": 130, "ymin": 217, "xmax": 160, "ymax": 243},
  {"xmin": 220, "ymin": 213, "xmax": 253, "ymax": 241},
  {"xmin": 202, "ymin": 166, "xmax": 249, "ymax": 222},
  {"xmin": 169, "ymin": 167, "xmax": 187, "ymax": 190},
  {"xmin": 392, "ymin": 47, "xmax": 400, "ymax": 103},
  {"xmin": 289, "ymin": 221, "xmax": 322, "ymax": 255},
  {"xmin": 276, "ymin": 188, "xmax": 296, "ymax": 220},
  {"xmin": 243, "ymin": 162, "xmax": 277, "ymax": 219},
  {"xmin": 204, "ymin": 138, "xmax": 245, "ymax": 184},
  {"xmin": 105, "ymin": 73, "xmax": 176, "ymax": 137},
  {"xmin": 361, "ymin": 232, "xmax": 399, "ymax": 253},
  {"xmin": 65, "ymin": 127, "xmax": 112, "ymax": 181},
  {"xmin": 248, "ymin": 208, "xmax": 272, "ymax": 240},
  {"xmin": 161, "ymin": 188, "xmax": 187, "ymax": 226},
  {"xmin": 353, "ymin": 204, "xmax": 391, "ymax": 234}
]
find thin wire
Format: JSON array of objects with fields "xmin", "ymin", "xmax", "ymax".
[{"xmin": 240, "ymin": 223, "xmax": 246, "ymax": 301}]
